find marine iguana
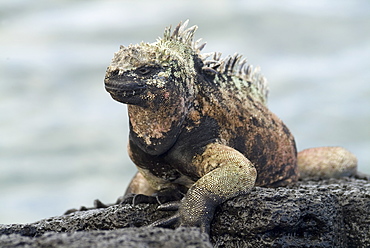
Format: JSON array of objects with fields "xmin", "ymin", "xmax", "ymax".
[{"xmin": 103, "ymin": 20, "xmax": 358, "ymax": 234}]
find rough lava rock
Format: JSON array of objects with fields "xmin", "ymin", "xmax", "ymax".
[{"xmin": 1, "ymin": 177, "xmax": 369, "ymax": 247}]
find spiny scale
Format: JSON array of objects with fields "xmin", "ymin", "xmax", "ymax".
[{"xmin": 161, "ymin": 20, "xmax": 269, "ymax": 102}]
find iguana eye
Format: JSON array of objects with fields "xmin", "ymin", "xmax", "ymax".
[
  {"xmin": 135, "ymin": 66, "xmax": 155, "ymax": 76},
  {"xmin": 111, "ymin": 69, "xmax": 120, "ymax": 76}
]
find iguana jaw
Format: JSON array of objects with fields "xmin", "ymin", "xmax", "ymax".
[{"xmin": 105, "ymin": 80, "xmax": 147, "ymax": 105}]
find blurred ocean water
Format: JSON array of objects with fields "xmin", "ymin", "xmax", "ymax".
[{"xmin": 0, "ymin": 0, "xmax": 369, "ymax": 224}]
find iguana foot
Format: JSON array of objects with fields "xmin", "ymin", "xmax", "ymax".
[
  {"xmin": 64, "ymin": 199, "xmax": 111, "ymax": 215},
  {"xmin": 120, "ymin": 187, "xmax": 185, "ymax": 205},
  {"xmin": 145, "ymin": 192, "xmax": 217, "ymax": 234},
  {"xmin": 147, "ymin": 201, "xmax": 181, "ymax": 229}
]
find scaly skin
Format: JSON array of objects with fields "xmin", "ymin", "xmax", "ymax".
[{"xmin": 104, "ymin": 20, "xmax": 358, "ymax": 233}]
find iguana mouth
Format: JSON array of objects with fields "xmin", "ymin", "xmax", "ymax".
[
  {"xmin": 105, "ymin": 82, "xmax": 147, "ymax": 103},
  {"xmin": 106, "ymin": 87, "xmax": 145, "ymax": 97},
  {"xmin": 105, "ymin": 81, "xmax": 146, "ymax": 93}
]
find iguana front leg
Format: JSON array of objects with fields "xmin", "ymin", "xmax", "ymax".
[{"xmin": 153, "ymin": 143, "xmax": 257, "ymax": 233}]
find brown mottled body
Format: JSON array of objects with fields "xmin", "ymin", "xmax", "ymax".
[
  {"xmin": 104, "ymin": 21, "xmax": 357, "ymax": 233},
  {"xmin": 190, "ymin": 77, "xmax": 298, "ymax": 187}
]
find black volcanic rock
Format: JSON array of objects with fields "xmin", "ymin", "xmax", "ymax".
[{"xmin": 1, "ymin": 177, "xmax": 369, "ymax": 247}]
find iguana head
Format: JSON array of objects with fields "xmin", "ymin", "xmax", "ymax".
[{"xmin": 104, "ymin": 20, "xmax": 203, "ymax": 110}]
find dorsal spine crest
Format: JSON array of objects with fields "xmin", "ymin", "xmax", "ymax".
[{"xmin": 161, "ymin": 20, "xmax": 269, "ymax": 103}]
